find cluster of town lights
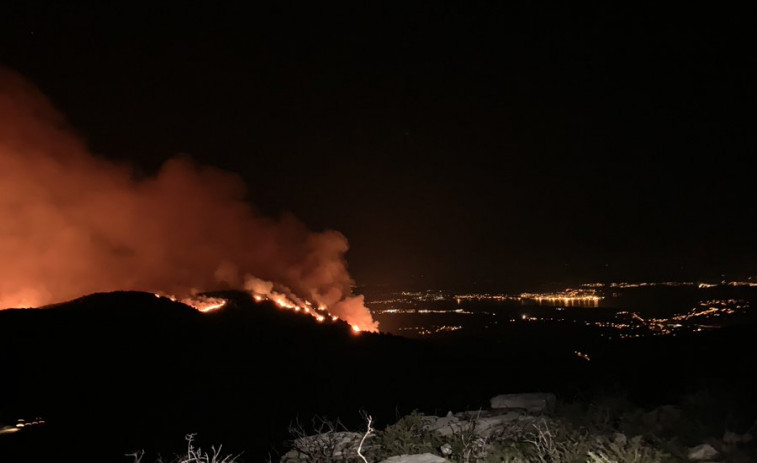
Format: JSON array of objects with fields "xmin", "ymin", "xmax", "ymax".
[{"xmin": 518, "ymin": 290, "xmax": 602, "ymax": 307}]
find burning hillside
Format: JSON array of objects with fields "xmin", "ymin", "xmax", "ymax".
[
  {"xmin": 0, "ymin": 67, "xmax": 378, "ymax": 331},
  {"xmin": 162, "ymin": 275, "xmax": 363, "ymax": 331}
]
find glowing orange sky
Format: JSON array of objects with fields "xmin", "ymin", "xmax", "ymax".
[{"xmin": 0, "ymin": 67, "xmax": 378, "ymax": 331}]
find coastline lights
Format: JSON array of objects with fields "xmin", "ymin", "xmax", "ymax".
[{"xmin": 519, "ymin": 290, "xmax": 602, "ymax": 307}]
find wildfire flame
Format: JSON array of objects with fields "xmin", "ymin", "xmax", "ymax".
[
  {"xmin": 154, "ymin": 293, "xmax": 228, "ymax": 313},
  {"xmin": 0, "ymin": 67, "xmax": 380, "ymax": 332},
  {"xmin": 152, "ymin": 275, "xmax": 373, "ymax": 333}
]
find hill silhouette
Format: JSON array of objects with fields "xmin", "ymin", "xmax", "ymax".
[{"xmin": 1, "ymin": 291, "xmax": 755, "ymax": 462}]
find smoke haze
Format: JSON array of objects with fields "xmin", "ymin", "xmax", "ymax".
[{"xmin": 0, "ymin": 67, "xmax": 378, "ymax": 331}]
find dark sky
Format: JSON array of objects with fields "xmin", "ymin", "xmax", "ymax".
[{"xmin": 1, "ymin": 3, "xmax": 755, "ymax": 290}]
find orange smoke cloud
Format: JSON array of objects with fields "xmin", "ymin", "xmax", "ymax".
[{"xmin": 0, "ymin": 67, "xmax": 378, "ymax": 332}]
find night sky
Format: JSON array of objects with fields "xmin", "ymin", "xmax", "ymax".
[{"xmin": 2, "ymin": 3, "xmax": 754, "ymax": 291}]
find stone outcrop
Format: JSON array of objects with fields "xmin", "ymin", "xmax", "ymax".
[
  {"xmin": 423, "ymin": 408, "xmax": 545, "ymax": 439},
  {"xmin": 489, "ymin": 392, "xmax": 556, "ymax": 413},
  {"xmin": 687, "ymin": 443, "xmax": 719, "ymax": 461},
  {"xmin": 378, "ymin": 454, "xmax": 448, "ymax": 463}
]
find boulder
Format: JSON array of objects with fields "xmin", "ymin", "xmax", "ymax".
[
  {"xmin": 687, "ymin": 443, "xmax": 719, "ymax": 461},
  {"xmin": 379, "ymin": 454, "xmax": 449, "ymax": 463},
  {"xmin": 489, "ymin": 393, "xmax": 556, "ymax": 413},
  {"xmin": 424, "ymin": 409, "xmax": 548, "ymax": 439},
  {"xmin": 425, "ymin": 410, "xmax": 522, "ymax": 437}
]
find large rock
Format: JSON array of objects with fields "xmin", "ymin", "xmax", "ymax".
[
  {"xmin": 379, "ymin": 454, "xmax": 449, "ymax": 463},
  {"xmin": 687, "ymin": 443, "xmax": 719, "ymax": 461},
  {"xmin": 489, "ymin": 393, "xmax": 556, "ymax": 413},
  {"xmin": 423, "ymin": 410, "xmax": 525, "ymax": 437},
  {"xmin": 422, "ymin": 409, "xmax": 551, "ymax": 441}
]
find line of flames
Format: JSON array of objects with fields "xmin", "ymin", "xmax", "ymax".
[{"xmin": 154, "ymin": 292, "xmax": 362, "ymax": 333}]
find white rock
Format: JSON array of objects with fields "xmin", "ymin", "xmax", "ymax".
[
  {"xmin": 489, "ymin": 393, "xmax": 556, "ymax": 413},
  {"xmin": 379, "ymin": 454, "xmax": 449, "ymax": 463},
  {"xmin": 423, "ymin": 414, "xmax": 461, "ymax": 436},
  {"xmin": 687, "ymin": 443, "xmax": 719, "ymax": 461}
]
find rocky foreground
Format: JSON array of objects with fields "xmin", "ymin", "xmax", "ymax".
[{"xmin": 280, "ymin": 392, "xmax": 757, "ymax": 463}]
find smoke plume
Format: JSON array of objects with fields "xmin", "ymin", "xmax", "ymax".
[{"xmin": 0, "ymin": 68, "xmax": 378, "ymax": 331}]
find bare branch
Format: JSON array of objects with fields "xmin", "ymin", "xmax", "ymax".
[{"xmin": 357, "ymin": 414, "xmax": 374, "ymax": 463}]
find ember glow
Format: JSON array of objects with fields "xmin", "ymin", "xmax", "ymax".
[
  {"xmin": 242, "ymin": 275, "xmax": 348, "ymax": 324},
  {"xmin": 154, "ymin": 274, "xmax": 354, "ymax": 327},
  {"xmin": 0, "ymin": 67, "xmax": 378, "ymax": 332},
  {"xmin": 155, "ymin": 293, "xmax": 228, "ymax": 313}
]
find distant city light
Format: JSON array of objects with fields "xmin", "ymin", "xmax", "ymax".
[{"xmin": 366, "ymin": 279, "xmax": 755, "ymax": 342}]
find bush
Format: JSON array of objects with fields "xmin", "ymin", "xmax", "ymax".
[
  {"xmin": 370, "ymin": 410, "xmax": 443, "ymax": 460},
  {"xmin": 126, "ymin": 434, "xmax": 242, "ymax": 463}
]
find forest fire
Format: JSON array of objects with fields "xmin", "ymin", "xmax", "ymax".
[
  {"xmin": 154, "ymin": 293, "xmax": 228, "ymax": 313},
  {"xmin": 0, "ymin": 67, "xmax": 379, "ymax": 333},
  {"xmin": 153, "ymin": 275, "xmax": 368, "ymax": 332}
]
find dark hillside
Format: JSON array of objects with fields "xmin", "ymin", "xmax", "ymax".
[{"xmin": 1, "ymin": 291, "xmax": 755, "ymax": 462}]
